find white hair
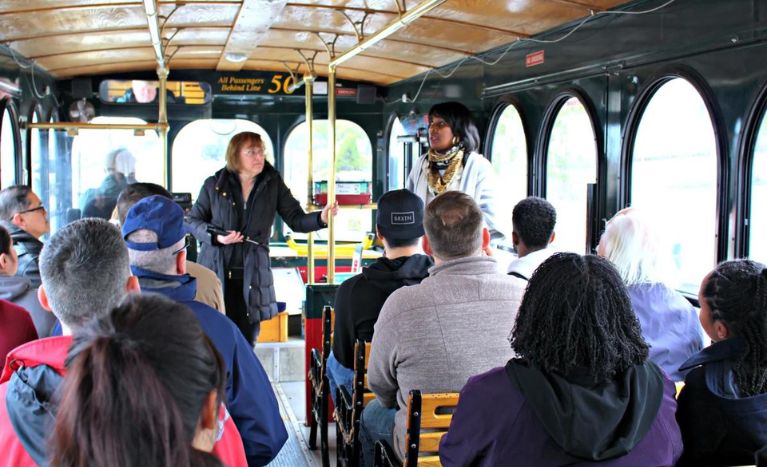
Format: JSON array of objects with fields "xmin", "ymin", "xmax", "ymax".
[
  {"xmin": 127, "ymin": 229, "xmax": 184, "ymax": 276},
  {"xmin": 599, "ymin": 209, "xmax": 662, "ymax": 285}
]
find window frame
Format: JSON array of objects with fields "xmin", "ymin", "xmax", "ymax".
[
  {"xmin": 738, "ymin": 80, "xmax": 767, "ymax": 259},
  {"xmin": 24, "ymin": 103, "xmax": 45, "ymax": 187},
  {"xmin": 621, "ymin": 70, "xmax": 728, "ymax": 264},
  {"xmin": 0, "ymin": 98, "xmax": 22, "ymax": 187},
  {"xmin": 538, "ymin": 89, "xmax": 604, "ymax": 252}
]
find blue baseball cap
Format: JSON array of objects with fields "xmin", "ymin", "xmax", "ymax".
[{"xmin": 122, "ymin": 195, "xmax": 189, "ymax": 251}]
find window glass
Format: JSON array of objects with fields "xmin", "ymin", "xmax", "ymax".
[
  {"xmin": 388, "ymin": 117, "xmax": 406, "ymax": 190},
  {"xmin": 1, "ymin": 103, "xmax": 18, "ymax": 188},
  {"xmin": 46, "ymin": 119, "xmax": 66, "ymax": 233},
  {"xmin": 545, "ymin": 97, "xmax": 598, "ymax": 254},
  {"xmin": 491, "ymin": 104, "xmax": 528, "ymax": 216},
  {"xmin": 749, "ymin": 108, "xmax": 767, "ymax": 264},
  {"xmin": 283, "ymin": 120, "xmax": 373, "ymax": 242},
  {"xmin": 172, "ymin": 119, "xmax": 274, "ymax": 199},
  {"xmin": 69, "ymin": 116, "xmax": 163, "ymax": 220},
  {"xmin": 631, "ymin": 78, "xmax": 718, "ymax": 294},
  {"xmin": 30, "ymin": 111, "xmax": 45, "ymax": 197}
]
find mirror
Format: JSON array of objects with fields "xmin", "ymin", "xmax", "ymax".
[{"xmin": 99, "ymin": 80, "xmax": 212, "ymax": 105}]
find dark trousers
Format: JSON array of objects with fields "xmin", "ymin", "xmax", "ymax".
[{"xmin": 224, "ymin": 277, "xmax": 260, "ymax": 345}]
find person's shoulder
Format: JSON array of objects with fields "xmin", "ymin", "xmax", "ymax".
[
  {"xmin": 186, "ymin": 261, "xmax": 218, "ymax": 281},
  {"xmin": 0, "ymin": 299, "xmax": 29, "ymax": 316}
]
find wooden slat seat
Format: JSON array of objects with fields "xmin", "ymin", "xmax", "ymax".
[
  {"xmin": 336, "ymin": 339, "xmax": 374, "ymax": 467},
  {"xmin": 374, "ymin": 390, "xmax": 460, "ymax": 467},
  {"xmin": 307, "ymin": 305, "xmax": 333, "ymax": 467}
]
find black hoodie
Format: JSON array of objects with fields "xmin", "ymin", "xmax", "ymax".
[{"xmin": 332, "ymin": 254, "xmax": 432, "ymax": 368}]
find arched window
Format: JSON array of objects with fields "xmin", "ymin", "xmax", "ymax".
[
  {"xmin": 1, "ymin": 101, "xmax": 19, "ymax": 188},
  {"xmin": 172, "ymin": 119, "xmax": 274, "ymax": 199},
  {"xmin": 491, "ymin": 104, "xmax": 528, "ymax": 213},
  {"xmin": 388, "ymin": 117, "xmax": 407, "ymax": 190},
  {"xmin": 69, "ymin": 116, "xmax": 163, "ymax": 219},
  {"xmin": 749, "ymin": 105, "xmax": 767, "ymax": 264},
  {"xmin": 284, "ymin": 120, "xmax": 373, "ymax": 242},
  {"xmin": 630, "ymin": 78, "xmax": 718, "ymax": 294},
  {"xmin": 545, "ymin": 96, "xmax": 598, "ymax": 254}
]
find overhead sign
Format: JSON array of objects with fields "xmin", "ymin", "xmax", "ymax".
[
  {"xmin": 215, "ymin": 72, "xmax": 296, "ymax": 95},
  {"xmin": 526, "ymin": 50, "xmax": 545, "ymax": 67}
]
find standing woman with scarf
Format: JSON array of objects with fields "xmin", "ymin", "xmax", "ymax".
[{"xmin": 406, "ymin": 101, "xmax": 505, "ymax": 240}]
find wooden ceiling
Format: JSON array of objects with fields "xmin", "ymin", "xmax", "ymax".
[{"xmin": 1, "ymin": 0, "xmax": 630, "ymax": 85}]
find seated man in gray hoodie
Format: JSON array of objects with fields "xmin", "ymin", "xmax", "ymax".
[
  {"xmin": 0, "ymin": 224, "xmax": 56, "ymax": 337},
  {"xmin": 361, "ymin": 191, "xmax": 527, "ymax": 466},
  {"xmin": 327, "ymin": 189, "xmax": 432, "ymax": 404}
]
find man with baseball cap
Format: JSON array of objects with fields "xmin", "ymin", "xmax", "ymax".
[
  {"xmin": 327, "ymin": 189, "xmax": 432, "ymax": 402},
  {"xmin": 122, "ymin": 195, "xmax": 287, "ymax": 466}
]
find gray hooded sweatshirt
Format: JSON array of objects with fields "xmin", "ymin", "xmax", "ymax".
[{"xmin": 0, "ymin": 275, "xmax": 56, "ymax": 338}]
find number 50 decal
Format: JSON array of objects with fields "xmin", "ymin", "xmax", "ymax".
[{"xmin": 268, "ymin": 74, "xmax": 296, "ymax": 94}]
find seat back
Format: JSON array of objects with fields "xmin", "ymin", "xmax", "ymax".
[{"xmin": 403, "ymin": 390, "xmax": 460, "ymax": 467}]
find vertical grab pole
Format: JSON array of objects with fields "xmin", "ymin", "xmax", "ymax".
[
  {"xmin": 327, "ymin": 65, "xmax": 337, "ymax": 284},
  {"xmin": 305, "ymin": 75, "xmax": 316, "ymax": 284},
  {"xmin": 157, "ymin": 67, "xmax": 169, "ymax": 186}
]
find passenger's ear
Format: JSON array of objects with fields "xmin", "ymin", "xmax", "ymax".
[
  {"xmin": 11, "ymin": 213, "xmax": 24, "ymax": 229},
  {"xmin": 481, "ymin": 227, "xmax": 490, "ymax": 250},
  {"xmin": 714, "ymin": 320, "xmax": 730, "ymax": 341},
  {"xmin": 125, "ymin": 275, "xmax": 141, "ymax": 293},
  {"xmin": 422, "ymin": 235, "xmax": 432, "ymax": 256},
  {"xmin": 177, "ymin": 249, "xmax": 187, "ymax": 275},
  {"xmin": 37, "ymin": 285, "xmax": 53, "ymax": 312},
  {"xmin": 0, "ymin": 252, "xmax": 7, "ymax": 270},
  {"xmin": 511, "ymin": 231, "xmax": 520, "ymax": 246},
  {"xmin": 549, "ymin": 231, "xmax": 556, "ymax": 244},
  {"xmin": 192, "ymin": 391, "xmax": 219, "ymax": 453}
]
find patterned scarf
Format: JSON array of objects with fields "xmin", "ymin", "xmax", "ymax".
[{"xmin": 427, "ymin": 144, "xmax": 464, "ymax": 195}]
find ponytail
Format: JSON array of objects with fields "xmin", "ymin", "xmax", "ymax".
[{"xmin": 50, "ymin": 295, "xmax": 224, "ymax": 467}]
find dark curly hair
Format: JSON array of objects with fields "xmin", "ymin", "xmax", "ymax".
[
  {"xmin": 702, "ymin": 259, "xmax": 767, "ymax": 396},
  {"xmin": 512, "ymin": 197, "xmax": 556, "ymax": 250},
  {"xmin": 511, "ymin": 253, "xmax": 649, "ymax": 382},
  {"xmin": 428, "ymin": 101, "xmax": 481, "ymax": 153}
]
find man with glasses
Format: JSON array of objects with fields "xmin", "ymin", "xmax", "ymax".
[
  {"xmin": 122, "ymin": 195, "xmax": 288, "ymax": 466},
  {"xmin": 0, "ymin": 186, "xmax": 50, "ymax": 287}
]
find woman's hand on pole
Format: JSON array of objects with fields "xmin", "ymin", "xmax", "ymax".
[
  {"xmin": 320, "ymin": 201, "xmax": 339, "ymax": 225},
  {"xmin": 216, "ymin": 230, "xmax": 245, "ymax": 245}
]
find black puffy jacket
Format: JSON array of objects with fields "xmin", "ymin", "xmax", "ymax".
[{"xmin": 188, "ymin": 164, "xmax": 324, "ymax": 323}]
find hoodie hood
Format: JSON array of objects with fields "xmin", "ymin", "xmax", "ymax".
[
  {"xmin": 3, "ymin": 336, "xmax": 72, "ymax": 467},
  {"xmin": 679, "ymin": 337, "xmax": 767, "ymax": 444},
  {"xmin": 361, "ymin": 254, "xmax": 433, "ymax": 294},
  {"xmin": 0, "ymin": 275, "xmax": 33, "ymax": 301},
  {"xmin": 506, "ymin": 358, "xmax": 664, "ymax": 461}
]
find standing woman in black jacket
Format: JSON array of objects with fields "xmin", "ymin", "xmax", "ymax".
[{"xmin": 189, "ymin": 132, "xmax": 337, "ymax": 343}]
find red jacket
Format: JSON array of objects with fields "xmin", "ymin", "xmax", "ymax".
[
  {"xmin": 0, "ymin": 336, "xmax": 247, "ymax": 467},
  {"xmin": 0, "ymin": 299, "xmax": 37, "ymax": 370}
]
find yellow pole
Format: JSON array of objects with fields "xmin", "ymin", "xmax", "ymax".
[
  {"xmin": 327, "ymin": 65, "xmax": 337, "ymax": 284},
  {"xmin": 157, "ymin": 67, "xmax": 169, "ymax": 186},
  {"xmin": 305, "ymin": 75, "xmax": 316, "ymax": 284}
]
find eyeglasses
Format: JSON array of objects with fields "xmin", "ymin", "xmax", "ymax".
[
  {"xmin": 171, "ymin": 236, "xmax": 190, "ymax": 256},
  {"xmin": 16, "ymin": 204, "xmax": 45, "ymax": 215}
]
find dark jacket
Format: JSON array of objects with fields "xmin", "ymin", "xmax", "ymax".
[
  {"xmin": 133, "ymin": 266, "xmax": 288, "ymax": 465},
  {"xmin": 0, "ymin": 336, "xmax": 248, "ymax": 467},
  {"xmin": 1, "ymin": 222, "xmax": 42, "ymax": 288},
  {"xmin": 189, "ymin": 164, "xmax": 323, "ymax": 323},
  {"xmin": 676, "ymin": 337, "xmax": 767, "ymax": 466},
  {"xmin": 0, "ymin": 300, "xmax": 37, "ymax": 369},
  {"xmin": 440, "ymin": 360, "xmax": 682, "ymax": 467},
  {"xmin": 627, "ymin": 283, "xmax": 704, "ymax": 381},
  {"xmin": 0, "ymin": 275, "xmax": 57, "ymax": 337},
  {"xmin": 332, "ymin": 254, "xmax": 432, "ymax": 368}
]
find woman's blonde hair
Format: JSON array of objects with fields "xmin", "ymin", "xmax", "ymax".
[
  {"xmin": 225, "ymin": 132, "xmax": 265, "ymax": 172},
  {"xmin": 599, "ymin": 208, "xmax": 662, "ymax": 285}
]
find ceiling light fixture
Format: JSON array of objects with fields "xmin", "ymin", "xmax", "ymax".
[{"xmin": 225, "ymin": 52, "xmax": 248, "ymax": 63}]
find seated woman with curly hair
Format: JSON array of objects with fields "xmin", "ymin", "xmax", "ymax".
[
  {"xmin": 439, "ymin": 253, "xmax": 682, "ymax": 466},
  {"xmin": 676, "ymin": 259, "xmax": 767, "ymax": 466}
]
